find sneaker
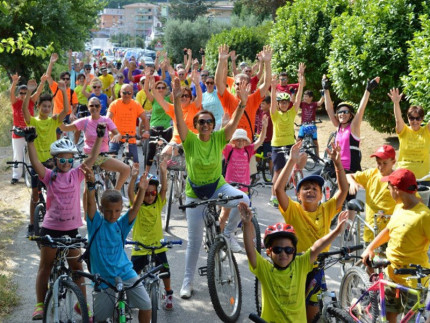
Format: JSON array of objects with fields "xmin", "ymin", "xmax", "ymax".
[
  {"xmin": 27, "ymin": 224, "xmax": 35, "ymax": 237},
  {"xmin": 228, "ymin": 235, "xmax": 243, "ymax": 253},
  {"xmin": 74, "ymin": 302, "xmax": 93, "ymax": 322},
  {"xmin": 180, "ymin": 283, "xmax": 193, "ymax": 299},
  {"xmin": 163, "ymin": 293, "xmax": 173, "ymax": 310},
  {"xmin": 32, "ymin": 303, "xmax": 44, "ymax": 320},
  {"xmin": 269, "ymin": 198, "xmax": 279, "ymax": 208},
  {"xmin": 10, "ymin": 178, "xmax": 18, "ymax": 185}
]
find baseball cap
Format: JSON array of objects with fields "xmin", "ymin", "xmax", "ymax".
[
  {"xmin": 100, "ymin": 67, "xmax": 107, "ymax": 72},
  {"xmin": 381, "ymin": 168, "xmax": 418, "ymax": 193},
  {"xmin": 370, "ymin": 145, "xmax": 395, "ymax": 159},
  {"xmin": 239, "ymin": 61, "xmax": 248, "ymax": 68},
  {"xmin": 296, "ymin": 175, "xmax": 325, "ymax": 192},
  {"xmin": 140, "ymin": 76, "xmax": 146, "ymax": 82},
  {"xmin": 230, "ymin": 129, "xmax": 250, "ymax": 143}
]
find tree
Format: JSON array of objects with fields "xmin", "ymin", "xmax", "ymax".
[
  {"xmin": 235, "ymin": 0, "xmax": 290, "ymax": 20},
  {"xmin": 168, "ymin": 0, "xmax": 209, "ymax": 21}
]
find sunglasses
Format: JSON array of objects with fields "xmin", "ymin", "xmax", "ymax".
[
  {"xmin": 178, "ymin": 73, "xmax": 185, "ymax": 76},
  {"xmin": 181, "ymin": 94, "xmax": 190, "ymax": 98},
  {"xmin": 201, "ymin": 74, "xmax": 208, "ymax": 77},
  {"xmin": 58, "ymin": 158, "xmax": 74, "ymax": 164},
  {"xmin": 197, "ymin": 119, "xmax": 214, "ymax": 125},
  {"xmin": 206, "ymin": 81, "xmax": 214, "ymax": 85},
  {"xmin": 122, "ymin": 91, "xmax": 132, "ymax": 95},
  {"xmin": 19, "ymin": 92, "xmax": 27, "ymax": 95},
  {"xmin": 280, "ymin": 78, "xmax": 288, "ymax": 81},
  {"xmin": 61, "ymin": 78, "xmax": 70, "ymax": 81},
  {"xmin": 271, "ymin": 246, "xmax": 295, "ymax": 255},
  {"xmin": 156, "ymin": 87, "xmax": 166, "ymax": 90},
  {"xmin": 145, "ymin": 190, "xmax": 157, "ymax": 197},
  {"xmin": 337, "ymin": 110, "xmax": 350, "ymax": 115},
  {"xmin": 85, "ymin": 68, "xmax": 91, "ymax": 71},
  {"xmin": 408, "ymin": 116, "xmax": 422, "ymax": 121},
  {"xmin": 89, "ymin": 104, "xmax": 100, "ymax": 108},
  {"xmin": 93, "ymin": 86, "xmax": 101, "ymax": 89}
]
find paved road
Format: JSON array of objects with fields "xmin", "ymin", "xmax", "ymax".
[{"xmin": 8, "ymin": 157, "xmax": 365, "ymax": 322}]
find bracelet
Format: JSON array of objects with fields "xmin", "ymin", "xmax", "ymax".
[{"xmin": 86, "ymin": 181, "xmax": 96, "ymax": 191}]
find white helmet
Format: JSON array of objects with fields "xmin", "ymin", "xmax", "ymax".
[{"xmin": 50, "ymin": 138, "xmax": 78, "ymax": 156}]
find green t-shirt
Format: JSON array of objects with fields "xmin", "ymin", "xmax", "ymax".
[
  {"xmin": 250, "ymin": 249, "xmax": 313, "ymax": 323},
  {"xmin": 74, "ymin": 85, "xmax": 91, "ymax": 105},
  {"xmin": 28, "ymin": 116, "xmax": 62, "ymax": 162},
  {"xmin": 131, "ymin": 197, "xmax": 167, "ymax": 256},
  {"xmin": 271, "ymin": 108, "xmax": 296, "ymax": 147},
  {"xmin": 150, "ymin": 95, "xmax": 172, "ymax": 129},
  {"xmin": 183, "ymin": 129, "xmax": 227, "ymax": 198}
]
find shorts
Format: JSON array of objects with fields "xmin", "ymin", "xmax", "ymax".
[
  {"xmin": 109, "ymin": 142, "xmax": 139, "ymax": 163},
  {"xmin": 39, "ymin": 227, "xmax": 79, "ymax": 247},
  {"xmin": 94, "ymin": 153, "xmax": 111, "ymax": 167},
  {"xmin": 93, "ymin": 276, "xmax": 151, "ymax": 321},
  {"xmin": 56, "ymin": 114, "xmax": 71, "ymax": 135},
  {"xmin": 256, "ymin": 142, "xmax": 272, "ymax": 158},
  {"xmin": 385, "ymin": 278, "xmax": 425, "ymax": 314},
  {"xmin": 298, "ymin": 124, "xmax": 318, "ymax": 140},
  {"xmin": 131, "ymin": 251, "xmax": 170, "ymax": 278},
  {"xmin": 305, "ymin": 268, "xmax": 326, "ymax": 305},
  {"xmin": 271, "ymin": 145, "xmax": 292, "ymax": 172}
]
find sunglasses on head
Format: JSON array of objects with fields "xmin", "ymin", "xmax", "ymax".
[
  {"xmin": 409, "ymin": 116, "xmax": 422, "ymax": 121},
  {"xmin": 156, "ymin": 86, "xmax": 166, "ymax": 90},
  {"xmin": 337, "ymin": 110, "xmax": 350, "ymax": 115},
  {"xmin": 58, "ymin": 158, "xmax": 74, "ymax": 164},
  {"xmin": 89, "ymin": 104, "xmax": 100, "ymax": 108},
  {"xmin": 145, "ymin": 190, "xmax": 157, "ymax": 197},
  {"xmin": 61, "ymin": 78, "xmax": 70, "ymax": 81},
  {"xmin": 271, "ymin": 246, "xmax": 295, "ymax": 255},
  {"xmin": 206, "ymin": 81, "xmax": 214, "ymax": 85},
  {"xmin": 122, "ymin": 91, "xmax": 132, "ymax": 95},
  {"xmin": 197, "ymin": 119, "xmax": 214, "ymax": 125},
  {"xmin": 181, "ymin": 94, "xmax": 190, "ymax": 98}
]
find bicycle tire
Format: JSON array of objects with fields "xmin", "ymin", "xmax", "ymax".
[
  {"xmin": 293, "ymin": 169, "xmax": 304, "ymax": 193},
  {"xmin": 95, "ymin": 181, "xmax": 104, "ymax": 210},
  {"xmin": 323, "ymin": 131, "xmax": 337, "ymax": 159},
  {"xmin": 34, "ymin": 204, "xmax": 45, "ymax": 248},
  {"xmin": 120, "ymin": 159, "xmax": 133, "ymax": 201},
  {"xmin": 303, "ymin": 136, "xmax": 318, "ymax": 171},
  {"xmin": 326, "ymin": 306, "xmax": 355, "ymax": 322},
  {"xmin": 261, "ymin": 158, "xmax": 272, "ymax": 183},
  {"xmin": 165, "ymin": 176, "xmax": 175, "ymax": 232},
  {"xmin": 149, "ymin": 282, "xmax": 159, "ymax": 323},
  {"xmin": 207, "ymin": 239, "xmax": 242, "ymax": 322},
  {"xmin": 141, "ymin": 138, "xmax": 150, "ymax": 169},
  {"xmin": 23, "ymin": 146, "xmax": 32, "ymax": 188},
  {"xmin": 254, "ymin": 277, "xmax": 262, "ymax": 316},
  {"xmin": 339, "ymin": 220, "xmax": 361, "ymax": 276},
  {"xmin": 251, "ymin": 215, "xmax": 262, "ymax": 254},
  {"xmin": 43, "ymin": 279, "xmax": 89, "ymax": 323},
  {"xmin": 339, "ymin": 267, "xmax": 378, "ymax": 323}
]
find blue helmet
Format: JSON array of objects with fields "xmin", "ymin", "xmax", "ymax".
[{"xmin": 134, "ymin": 173, "xmax": 159, "ymax": 192}]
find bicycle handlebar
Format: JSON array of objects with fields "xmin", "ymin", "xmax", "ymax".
[
  {"xmin": 125, "ymin": 239, "xmax": 183, "ymax": 251},
  {"xmin": 394, "ymin": 265, "xmax": 430, "ymax": 276},
  {"xmin": 229, "ymin": 182, "xmax": 273, "ymax": 189},
  {"xmin": 179, "ymin": 194, "xmax": 244, "ymax": 210},
  {"xmin": 294, "ymin": 119, "xmax": 323, "ymax": 127},
  {"xmin": 318, "ymin": 244, "xmax": 364, "ymax": 260},
  {"xmin": 28, "ymin": 235, "xmax": 87, "ymax": 246},
  {"xmin": 249, "ymin": 313, "xmax": 267, "ymax": 323}
]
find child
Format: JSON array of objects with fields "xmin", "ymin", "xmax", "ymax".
[
  {"xmin": 83, "ymin": 165, "xmax": 152, "ymax": 323},
  {"xmin": 219, "ymin": 120, "xmax": 267, "ymax": 252},
  {"xmin": 362, "ymin": 168, "xmax": 430, "ymax": 322},
  {"xmin": 127, "ymin": 161, "xmax": 174, "ymax": 310},
  {"xmin": 25, "ymin": 124, "xmax": 104, "ymax": 320},
  {"xmin": 274, "ymin": 140, "xmax": 348, "ymax": 321},
  {"xmin": 255, "ymin": 96, "xmax": 273, "ymax": 175},
  {"xmin": 238, "ymin": 202, "xmax": 348, "ymax": 322},
  {"xmin": 297, "ymin": 90, "xmax": 324, "ymax": 157}
]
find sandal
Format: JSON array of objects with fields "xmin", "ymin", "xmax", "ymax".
[
  {"xmin": 74, "ymin": 302, "xmax": 93, "ymax": 322},
  {"xmin": 32, "ymin": 302, "xmax": 44, "ymax": 320}
]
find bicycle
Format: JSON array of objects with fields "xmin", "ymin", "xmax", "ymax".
[
  {"xmin": 255, "ymin": 150, "xmax": 272, "ymax": 183},
  {"xmin": 339, "ymin": 259, "xmax": 430, "ymax": 323},
  {"xmin": 75, "ymin": 264, "xmax": 164, "ymax": 322},
  {"xmin": 295, "ymin": 119, "xmax": 323, "ymax": 171},
  {"xmin": 144, "ymin": 126, "xmax": 173, "ymax": 176},
  {"xmin": 10, "ymin": 127, "xmax": 32, "ymax": 187},
  {"xmin": 323, "ymin": 131, "xmax": 337, "ymax": 159},
  {"xmin": 93, "ymin": 161, "xmax": 118, "ymax": 210},
  {"xmin": 179, "ymin": 194, "xmax": 244, "ymax": 322},
  {"xmin": 29, "ymin": 235, "xmax": 89, "ymax": 323},
  {"xmin": 125, "ymin": 239, "xmax": 182, "ymax": 323},
  {"xmin": 272, "ymin": 146, "xmax": 304, "ymax": 193}
]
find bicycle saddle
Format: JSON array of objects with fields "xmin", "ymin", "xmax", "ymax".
[{"xmin": 347, "ymin": 199, "xmax": 365, "ymax": 212}]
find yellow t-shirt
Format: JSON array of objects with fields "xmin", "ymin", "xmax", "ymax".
[
  {"xmin": 270, "ymin": 108, "xmax": 296, "ymax": 147},
  {"xmin": 386, "ymin": 202, "xmax": 430, "ymax": 287},
  {"xmin": 397, "ymin": 125, "xmax": 430, "ymax": 178},
  {"xmin": 280, "ymin": 197, "xmax": 338, "ymax": 253},
  {"xmin": 131, "ymin": 197, "xmax": 167, "ymax": 256},
  {"xmin": 114, "ymin": 83, "xmax": 122, "ymax": 99},
  {"xmin": 74, "ymin": 85, "xmax": 91, "ymax": 105},
  {"xmin": 135, "ymin": 90, "xmax": 153, "ymax": 112},
  {"xmin": 28, "ymin": 116, "xmax": 62, "ymax": 162},
  {"xmin": 353, "ymin": 168, "xmax": 396, "ymax": 242},
  {"xmin": 99, "ymin": 74, "xmax": 115, "ymax": 97},
  {"xmin": 249, "ymin": 249, "xmax": 313, "ymax": 322}
]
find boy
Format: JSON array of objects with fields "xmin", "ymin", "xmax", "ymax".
[
  {"xmin": 127, "ymin": 161, "xmax": 174, "ymax": 310},
  {"xmin": 297, "ymin": 90, "xmax": 324, "ymax": 157},
  {"xmin": 346, "ymin": 145, "xmax": 397, "ymax": 244},
  {"xmin": 238, "ymin": 202, "xmax": 348, "ymax": 322},
  {"xmin": 362, "ymin": 168, "xmax": 430, "ymax": 323},
  {"xmin": 82, "ymin": 165, "xmax": 152, "ymax": 323},
  {"xmin": 274, "ymin": 140, "xmax": 348, "ymax": 321}
]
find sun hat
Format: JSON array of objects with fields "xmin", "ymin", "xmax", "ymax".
[{"xmin": 230, "ymin": 129, "xmax": 250, "ymax": 143}]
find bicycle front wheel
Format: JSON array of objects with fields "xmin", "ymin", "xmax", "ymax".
[
  {"xmin": 261, "ymin": 159, "xmax": 272, "ymax": 183},
  {"xmin": 339, "ymin": 221, "xmax": 359, "ymax": 276},
  {"xmin": 149, "ymin": 282, "xmax": 159, "ymax": 323},
  {"xmin": 24, "ymin": 146, "xmax": 32, "ymax": 188},
  {"xmin": 325, "ymin": 306, "xmax": 355, "ymax": 323},
  {"xmin": 254, "ymin": 277, "xmax": 262, "ymax": 316},
  {"xmin": 34, "ymin": 204, "xmax": 45, "ymax": 248},
  {"xmin": 251, "ymin": 215, "xmax": 262, "ymax": 254},
  {"xmin": 43, "ymin": 279, "xmax": 89, "ymax": 323},
  {"xmin": 207, "ymin": 240, "xmax": 242, "ymax": 322}
]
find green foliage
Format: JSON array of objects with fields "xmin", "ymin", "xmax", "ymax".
[
  {"xmin": 235, "ymin": 0, "xmax": 289, "ymax": 20},
  {"xmin": 269, "ymin": 0, "xmax": 349, "ymax": 95},
  {"xmin": 168, "ymin": 0, "xmax": 209, "ymax": 21},
  {"xmin": 205, "ymin": 23, "xmax": 272, "ymax": 73},
  {"xmin": 402, "ymin": 15, "xmax": 430, "ymax": 118},
  {"xmin": 328, "ymin": 0, "xmax": 429, "ymax": 133},
  {"xmin": 110, "ymin": 34, "xmax": 145, "ymax": 48}
]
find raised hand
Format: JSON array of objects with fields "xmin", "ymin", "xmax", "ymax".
[
  {"xmin": 50, "ymin": 53, "xmax": 59, "ymax": 63},
  {"xmin": 236, "ymin": 80, "xmax": 250, "ymax": 105},
  {"xmin": 218, "ymin": 44, "xmax": 230, "ymax": 60},
  {"xmin": 11, "ymin": 73, "xmax": 20, "ymax": 83},
  {"xmin": 40, "ymin": 73, "xmax": 48, "ymax": 83},
  {"xmin": 191, "ymin": 69, "xmax": 200, "ymax": 85},
  {"xmin": 289, "ymin": 141, "xmax": 302, "ymax": 163},
  {"xmin": 187, "ymin": 48, "xmax": 192, "ymax": 56},
  {"xmin": 159, "ymin": 158, "xmax": 168, "ymax": 173},
  {"xmin": 326, "ymin": 142, "xmax": 341, "ymax": 165},
  {"xmin": 298, "ymin": 62, "xmax": 306, "ymax": 75},
  {"xmin": 229, "ymin": 50, "xmax": 238, "ymax": 61},
  {"xmin": 335, "ymin": 210, "xmax": 348, "ymax": 232},
  {"xmin": 321, "ymin": 74, "xmax": 330, "ymax": 90},
  {"xmin": 96, "ymin": 123, "xmax": 106, "ymax": 138},
  {"xmin": 23, "ymin": 126, "xmax": 37, "ymax": 143},
  {"xmin": 144, "ymin": 66, "xmax": 152, "ymax": 77},
  {"xmin": 172, "ymin": 77, "xmax": 182, "ymax": 99},
  {"xmin": 260, "ymin": 45, "xmax": 273, "ymax": 62},
  {"xmin": 366, "ymin": 77, "xmax": 380, "ymax": 93},
  {"xmin": 131, "ymin": 163, "xmax": 139, "ymax": 177},
  {"xmin": 81, "ymin": 163, "xmax": 95, "ymax": 182},
  {"xmin": 137, "ymin": 172, "xmax": 150, "ymax": 192},
  {"xmin": 27, "ymin": 79, "xmax": 37, "ymax": 92},
  {"xmin": 57, "ymin": 80, "xmax": 66, "ymax": 91},
  {"xmin": 388, "ymin": 88, "xmax": 402, "ymax": 104},
  {"xmin": 238, "ymin": 201, "xmax": 253, "ymax": 224},
  {"xmin": 271, "ymin": 74, "xmax": 278, "ymax": 88}
]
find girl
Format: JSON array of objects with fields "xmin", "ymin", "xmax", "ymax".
[{"xmin": 82, "ymin": 77, "xmax": 112, "ymax": 116}]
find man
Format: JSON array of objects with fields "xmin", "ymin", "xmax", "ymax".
[
  {"xmin": 123, "ymin": 61, "xmax": 142, "ymax": 95},
  {"xmin": 231, "ymin": 53, "xmax": 263, "ymax": 93},
  {"xmin": 191, "ymin": 69, "xmax": 210, "ymax": 99},
  {"xmin": 276, "ymin": 71, "xmax": 299, "ymax": 95},
  {"xmin": 99, "ymin": 66, "xmax": 115, "ymax": 97}
]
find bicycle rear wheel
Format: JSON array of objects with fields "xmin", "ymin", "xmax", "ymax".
[
  {"xmin": 43, "ymin": 279, "xmax": 89, "ymax": 323},
  {"xmin": 34, "ymin": 204, "xmax": 45, "ymax": 248},
  {"xmin": 261, "ymin": 158, "xmax": 272, "ymax": 183},
  {"xmin": 324, "ymin": 131, "xmax": 337, "ymax": 159},
  {"xmin": 207, "ymin": 240, "xmax": 242, "ymax": 322},
  {"xmin": 326, "ymin": 306, "xmax": 355, "ymax": 322},
  {"xmin": 251, "ymin": 215, "xmax": 262, "ymax": 254},
  {"xmin": 149, "ymin": 282, "xmax": 159, "ymax": 323},
  {"xmin": 254, "ymin": 277, "xmax": 262, "ymax": 316},
  {"xmin": 165, "ymin": 174, "xmax": 176, "ymax": 232},
  {"xmin": 339, "ymin": 219, "xmax": 362, "ymax": 276}
]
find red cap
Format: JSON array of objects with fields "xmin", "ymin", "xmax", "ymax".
[
  {"xmin": 370, "ymin": 145, "xmax": 395, "ymax": 159},
  {"xmin": 381, "ymin": 168, "xmax": 418, "ymax": 193}
]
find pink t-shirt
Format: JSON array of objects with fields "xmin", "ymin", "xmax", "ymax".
[
  {"xmin": 74, "ymin": 116, "xmax": 117, "ymax": 154},
  {"xmin": 40, "ymin": 167, "xmax": 85, "ymax": 231},
  {"xmin": 300, "ymin": 102, "xmax": 318, "ymax": 123},
  {"xmin": 223, "ymin": 143, "xmax": 255, "ymax": 190}
]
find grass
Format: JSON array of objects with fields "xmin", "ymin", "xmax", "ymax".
[
  {"xmin": 0, "ymin": 273, "xmax": 19, "ymax": 319},
  {"xmin": 0, "ymin": 85, "xmax": 13, "ymax": 147}
]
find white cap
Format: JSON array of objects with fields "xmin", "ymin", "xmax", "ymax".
[
  {"xmin": 239, "ymin": 61, "xmax": 248, "ymax": 68},
  {"xmin": 140, "ymin": 76, "xmax": 146, "ymax": 82},
  {"xmin": 230, "ymin": 129, "xmax": 250, "ymax": 143}
]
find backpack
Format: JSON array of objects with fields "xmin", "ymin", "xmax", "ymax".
[{"xmin": 222, "ymin": 148, "xmax": 250, "ymax": 177}]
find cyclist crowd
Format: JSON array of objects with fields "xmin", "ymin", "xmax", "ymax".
[{"xmin": 9, "ymin": 43, "xmax": 430, "ymax": 323}]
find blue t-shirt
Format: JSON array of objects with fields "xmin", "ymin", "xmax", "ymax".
[
  {"xmin": 87, "ymin": 210, "xmax": 136, "ymax": 288},
  {"xmin": 89, "ymin": 93, "xmax": 108, "ymax": 116},
  {"xmin": 202, "ymin": 89, "xmax": 223, "ymax": 127},
  {"xmin": 191, "ymin": 81, "xmax": 208, "ymax": 97}
]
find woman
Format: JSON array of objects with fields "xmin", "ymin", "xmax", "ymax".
[
  {"xmin": 171, "ymin": 76, "xmax": 250, "ymax": 299},
  {"xmin": 201, "ymin": 75, "xmax": 224, "ymax": 131},
  {"xmin": 389, "ymin": 88, "xmax": 430, "ymax": 181},
  {"xmin": 60, "ymin": 97, "xmax": 130, "ymax": 192},
  {"xmin": 82, "ymin": 77, "xmax": 113, "ymax": 116}
]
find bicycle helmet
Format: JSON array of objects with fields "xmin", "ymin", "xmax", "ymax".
[
  {"xmin": 276, "ymin": 92, "xmax": 291, "ymax": 102},
  {"xmin": 134, "ymin": 173, "xmax": 160, "ymax": 192},
  {"xmin": 50, "ymin": 138, "xmax": 78, "ymax": 156},
  {"xmin": 264, "ymin": 223, "xmax": 298, "ymax": 249}
]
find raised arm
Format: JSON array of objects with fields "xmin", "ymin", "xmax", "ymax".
[
  {"xmin": 129, "ymin": 174, "xmax": 149, "ymax": 223},
  {"xmin": 350, "ymin": 77, "xmax": 380, "ymax": 137},
  {"xmin": 184, "ymin": 48, "xmax": 192, "ymax": 73},
  {"xmin": 143, "ymin": 71, "xmax": 154, "ymax": 102},
  {"xmin": 258, "ymin": 46, "xmax": 273, "ymax": 98},
  {"xmin": 224, "ymin": 81, "xmax": 248, "ymax": 141},
  {"xmin": 215, "ymin": 44, "xmax": 230, "ymax": 96},
  {"xmin": 292, "ymin": 63, "xmax": 306, "ymax": 113},
  {"xmin": 32, "ymin": 74, "xmax": 48, "ymax": 103},
  {"xmin": 191, "ymin": 70, "xmax": 202, "ymax": 108},
  {"xmin": 200, "ymin": 50, "xmax": 206, "ymax": 71},
  {"xmin": 159, "ymin": 159, "xmax": 168, "ymax": 201},
  {"xmin": 253, "ymin": 115, "xmax": 267, "ymax": 151},
  {"xmin": 322, "ymin": 75, "xmax": 338, "ymax": 127},
  {"xmin": 81, "ymin": 77, "xmax": 91, "ymax": 99},
  {"xmin": 270, "ymin": 75, "xmax": 278, "ymax": 115},
  {"xmin": 172, "ymin": 77, "xmax": 188, "ymax": 142},
  {"xmin": 328, "ymin": 143, "xmax": 348, "ymax": 210},
  {"xmin": 230, "ymin": 51, "xmax": 239, "ymax": 76},
  {"xmin": 128, "ymin": 163, "xmax": 139, "ymax": 203},
  {"xmin": 25, "ymin": 128, "xmax": 46, "ymax": 178},
  {"xmin": 238, "ymin": 202, "xmax": 257, "ymax": 268},
  {"xmin": 150, "ymin": 77, "xmax": 170, "ymax": 111},
  {"xmin": 82, "ymin": 124, "xmax": 105, "ymax": 167},
  {"xmin": 310, "ymin": 211, "xmax": 348, "ymax": 263},
  {"xmin": 55, "ymin": 80, "xmax": 69, "ymax": 121},
  {"xmin": 22, "ymin": 79, "xmax": 37, "ymax": 124},
  {"xmin": 388, "ymin": 88, "xmax": 405, "ymax": 133},
  {"xmin": 10, "ymin": 73, "xmax": 20, "ymax": 104},
  {"xmin": 255, "ymin": 53, "xmax": 264, "ymax": 80},
  {"xmin": 46, "ymin": 53, "xmax": 59, "ymax": 86},
  {"xmin": 82, "ymin": 163, "xmax": 97, "ymax": 220}
]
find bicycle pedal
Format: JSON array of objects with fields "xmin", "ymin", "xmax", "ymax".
[{"xmin": 198, "ymin": 266, "xmax": 207, "ymax": 276}]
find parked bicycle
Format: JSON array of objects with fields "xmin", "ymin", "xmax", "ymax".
[
  {"xmin": 179, "ymin": 194, "xmax": 243, "ymax": 322},
  {"xmin": 29, "ymin": 235, "xmax": 89, "ymax": 323},
  {"xmin": 295, "ymin": 119, "xmax": 323, "ymax": 171},
  {"xmin": 125, "ymin": 239, "xmax": 182, "ymax": 323}
]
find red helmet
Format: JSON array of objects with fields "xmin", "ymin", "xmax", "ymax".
[{"xmin": 264, "ymin": 223, "xmax": 298, "ymax": 248}]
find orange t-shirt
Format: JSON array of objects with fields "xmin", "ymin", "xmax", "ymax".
[
  {"xmin": 49, "ymin": 81, "xmax": 78, "ymax": 115},
  {"xmin": 108, "ymin": 99, "xmax": 144, "ymax": 144},
  {"xmin": 226, "ymin": 76, "xmax": 235, "ymax": 92},
  {"xmin": 218, "ymin": 89, "xmax": 263, "ymax": 140},
  {"xmin": 165, "ymin": 102, "xmax": 200, "ymax": 143}
]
